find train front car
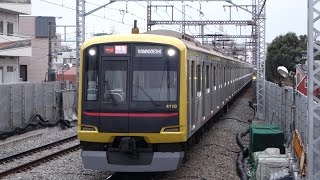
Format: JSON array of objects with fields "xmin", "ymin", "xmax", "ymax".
[{"xmin": 78, "ymin": 35, "xmax": 188, "ymax": 172}]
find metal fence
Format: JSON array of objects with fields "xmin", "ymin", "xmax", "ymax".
[
  {"xmin": 264, "ymin": 81, "xmax": 320, "ymax": 176},
  {"xmin": 265, "ymin": 81, "xmax": 308, "ymax": 147},
  {"xmin": 0, "ymin": 82, "xmax": 77, "ymax": 131}
]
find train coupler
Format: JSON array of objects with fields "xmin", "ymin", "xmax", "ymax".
[{"xmin": 119, "ymin": 137, "xmax": 137, "ymax": 155}]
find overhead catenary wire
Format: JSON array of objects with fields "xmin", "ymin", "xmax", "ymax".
[
  {"xmin": 182, "ymin": 1, "xmax": 226, "ymax": 34},
  {"xmin": 39, "ymin": 0, "xmax": 147, "ymax": 30},
  {"xmin": 86, "ymin": 1, "xmax": 147, "ymax": 22}
]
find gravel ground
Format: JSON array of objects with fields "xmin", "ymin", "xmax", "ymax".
[
  {"xmin": 0, "ymin": 140, "xmax": 79, "ymax": 172},
  {"xmin": 0, "ymin": 126, "xmax": 77, "ymax": 159},
  {"xmin": 2, "ymin": 85, "xmax": 254, "ymax": 180},
  {"xmin": 5, "ymin": 150, "xmax": 113, "ymax": 180},
  {"xmin": 154, "ymin": 84, "xmax": 254, "ymax": 180}
]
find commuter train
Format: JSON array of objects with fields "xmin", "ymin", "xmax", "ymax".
[{"xmin": 78, "ymin": 30, "xmax": 252, "ymax": 172}]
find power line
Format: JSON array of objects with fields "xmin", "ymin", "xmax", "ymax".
[
  {"xmin": 39, "ymin": 0, "xmax": 146, "ymax": 30},
  {"xmin": 165, "ymin": 1, "xmax": 218, "ymax": 35},
  {"xmin": 86, "ymin": 1, "xmax": 147, "ymax": 22}
]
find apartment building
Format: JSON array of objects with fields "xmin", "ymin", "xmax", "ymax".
[
  {"xmin": 19, "ymin": 16, "xmax": 61, "ymax": 82},
  {"xmin": 0, "ymin": 0, "xmax": 31, "ymax": 83}
]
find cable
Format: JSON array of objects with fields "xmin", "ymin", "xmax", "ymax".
[
  {"xmin": 86, "ymin": 1, "xmax": 147, "ymax": 22},
  {"xmin": 236, "ymin": 129, "xmax": 249, "ymax": 180},
  {"xmin": 0, "ymin": 114, "xmax": 72, "ymax": 140},
  {"xmin": 39, "ymin": 0, "xmax": 146, "ymax": 30},
  {"xmin": 181, "ymin": 2, "xmax": 223, "ymax": 35}
]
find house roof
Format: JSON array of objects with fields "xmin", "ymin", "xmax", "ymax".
[{"xmin": 296, "ymin": 64, "xmax": 307, "ymax": 76}]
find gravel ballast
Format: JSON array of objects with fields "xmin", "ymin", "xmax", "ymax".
[{"xmin": 154, "ymin": 85, "xmax": 254, "ymax": 180}]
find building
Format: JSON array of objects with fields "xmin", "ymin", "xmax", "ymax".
[
  {"xmin": 53, "ymin": 50, "xmax": 76, "ymax": 70},
  {"xmin": 19, "ymin": 16, "xmax": 60, "ymax": 82},
  {"xmin": 296, "ymin": 64, "xmax": 308, "ymax": 95},
  {"xmin": 0, "ymin": 0, "xmax": 32, "ymax": 83},
  {"xmin": 296, "ymin": 64, "xmax": 320, "ymax": 97}
]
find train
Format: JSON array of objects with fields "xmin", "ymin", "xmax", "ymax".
[{"xmin": 77, "ymin": 30, "xmax": 253, "ymax": 172}]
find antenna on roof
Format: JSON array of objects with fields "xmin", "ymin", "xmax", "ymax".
[{"xmin": 132, "ymin": 20, "xmax": 139, "ymax": 34}]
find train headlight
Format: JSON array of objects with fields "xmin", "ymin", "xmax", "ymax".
[
  {"xmin": 81, "ymin": 125, "xmax": 96, "ymax": 131},
  {"xmin": 167, "ymin": 49, "xmax": 176, "ymax": 56},
  {"xmin": 163, "ymin": 127, "xmax": 180, "ymax": 132},
  {"xmin": 89, "ymin": 48, "xmax": 96, "ymax": 56},
  {"xmin": 252, "ymin": 76, "xmax": 257, "ymax": 80}
]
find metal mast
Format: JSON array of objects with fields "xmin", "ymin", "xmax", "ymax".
[
  {"xmin": 251, "ymin": 0, "xmax": 257, "ymax": 67},
  {"xmin": 256, "ymin": 0, "xmax": 266, "ymax": 120},
  {"xmin": 76, "ymin": 0, "xmax": 85, "ymax": 89},
  {"xmin": 307, "ymin": 0, "xmax": 320, "ymax": 178},
  {"xmin": 182, "ymin": 4, "xmax": 187, "ymax": 34},
  {"xmin": 147, "ymin": 1, "xmax": 152, "ymax": 31}
]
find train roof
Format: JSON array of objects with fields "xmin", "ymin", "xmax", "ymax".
[
  {"xmin": 81, "ymin": 33, "xmax": 186, "ymax": 52},
  {"xmin": 81, "ymin": 30, "xmax": 251, "ymax": 66},
  {"xmin": 144, "ymin": 30, "xmax": 250, "ymax": 65}
]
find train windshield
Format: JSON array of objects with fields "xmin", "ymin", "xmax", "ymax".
[
  {"xmin": 132, "ymin": 47, "xmax": 178, "ymax": 102},
  {"xmin": 102, "ymin": 60, "xmax": 127, "ymax": 103}
]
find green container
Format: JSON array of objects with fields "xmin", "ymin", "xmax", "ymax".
[{"xmin": 249, "ymin": 124, "xmax": 285, "ymax": 154}]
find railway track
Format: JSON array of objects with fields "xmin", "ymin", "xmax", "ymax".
[{"xmin": 0, "ymin": 135, "xmax": 80, "ymax": 179}]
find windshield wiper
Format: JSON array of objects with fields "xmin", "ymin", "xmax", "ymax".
[
  {"xmin": 137, "ymin": 85, "xmax": 160, "ymax": 107},
  {"xmin": 104, "ymin": 80, "xmax": 117, "ymax": 106}
]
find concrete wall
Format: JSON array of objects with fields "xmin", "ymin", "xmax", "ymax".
[{"xmin": 0, "ymin": 82, "xmax": 62, "ymax": 131}]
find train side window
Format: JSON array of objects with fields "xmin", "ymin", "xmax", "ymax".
[
  {"xmin": 224, "ymin": 66, "xmax": 226, "ymax": 85},
  {"xmin": 206, "ymin": 65, "xmax": 209, "ymax": 90},
  {"xmin": 196, "ymin": 64, "xmax": 201, "ymax": 96},
  {"xmin": 187, "ymin": 61, "xmax": 190, "ymax": 100},
  {"xmin": 191, "ymin": 61, "xmax": 194, "ymax": 98},
  {"xmin": 229, "ymin": 67, "xmax": 231, "ymax": 82},
  {"xmin": 213, "ymin": 65, "xmax": 216, "ymax": 87}
]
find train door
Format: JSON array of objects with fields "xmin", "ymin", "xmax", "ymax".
[
  {"xmin": 0, "ymin": 67, "xmax": 3, "ymax": 83},
  {"xmin": 195, "ymin": 58, "xmax": 202, "ymax": 129},
  {"xmin": 210, "ymin": 63, "xmax": 213, "ymax": 115},
  {"xmin": 212, "ymin": 62, "xmax": 217, "ymax": 114},
  {"xmin": 204, "ymin": 61, "xmax": 210, "ymax": 119},
  {"xmin": 228, "ymin": 66, "xmax": 231, "ymax": 101},
  {"xmin": 187, "ymin": 60, "xmax": 191, "ymax": 135},
  {"xmin": 99, "ymin": 57, "xmax": 129, "ymax": 133},
  {"xmin": 222, "ymin": 64, "xmax": 226, "ymax": 105},
  {"xmin": 214, "ymin": 62, "xmax": 221, "ymax": 110},
  {"xmin": 191, "ymin": 60, "xmax": 196, "ymax": 132}
]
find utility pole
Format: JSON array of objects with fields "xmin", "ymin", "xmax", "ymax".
[{"xmin": 47, "ymin": 21, "xmax": 55, "ymax": 81}]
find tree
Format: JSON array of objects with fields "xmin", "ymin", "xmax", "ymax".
[{"xmin": 266, "ymin": 32, "xmax": 307, "ymax": 82}]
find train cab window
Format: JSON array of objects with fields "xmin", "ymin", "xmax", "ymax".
[
  {"xmin": 84, "ymin": 47, "xmax": 99, "ymax": 101},
  {"xmin": 102, "ymin": 60, "xmax": 127, "ymax": 102},
  {"xmin": 205, "ymin": 65, "xmax": 209, "ymax": 90}
]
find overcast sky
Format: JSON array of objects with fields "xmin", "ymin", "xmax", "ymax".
[{"xmin": 29, "ymin": 0, "xmax": 307, "ymax": 44}]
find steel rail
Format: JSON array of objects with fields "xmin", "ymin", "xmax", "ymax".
[
  {"xmin": 0, "ymin": 135, "xmax": 77, "ymax": 164},
  {"xmin": 0, "ymin": 144, "xmax": 81, "ymax": 178}
]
